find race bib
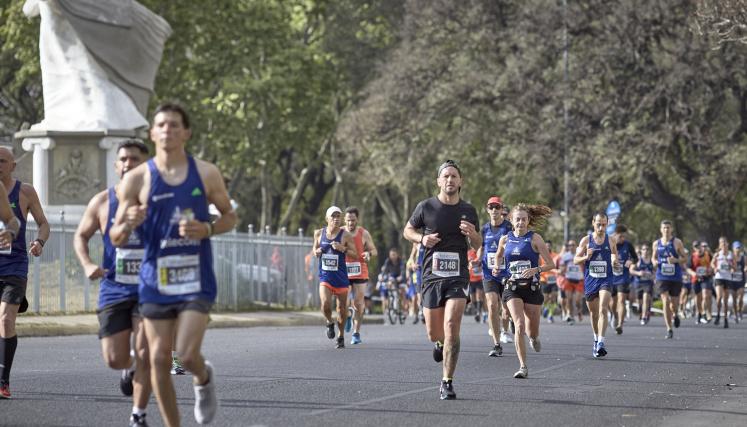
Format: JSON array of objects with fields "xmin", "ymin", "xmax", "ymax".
[
  {"xmin": 346, "ymin": 261, "xmax": 361, "ymax": 276},
  {"xmin": 718, "ymin": 262, "xmax": 730, "ymax": 274},
  {"xmin": 486, "ymin": 252, "xmax": 497, "ymax": 269},
  {"xmin": 733, "ymin": 271, "xmax": 744, "ymax": 282},
  {"xmin": 0, "ymin": 244, "xmax": 10, "ymax": 255},
  {"xmin": 432, "ymin": 252, "xmax": 460, "ymax": 278},
  {"xmin": 321, "ymin": 254, "xmax": 339, "ymax": 271},
  {"xmin": 612, "ymin": 265, "xmax": 624, "ymax": 276},
  {"xmin": 115, "ymin": 248, "xmax": 144, "ymax": 285},
  {"xmin": 509, "ymin": 260, "xmax": 532, "ymax": 280},
  {"xmin": 566, "ymin": 265, "xmax": 583, "ymax": 280},
  {"xmin": 157, "ymin": 254, "xmax": 201, "ymax": 295},
  {"xmin": 546, "ymin": 275, "xmax": 557, "ymax": 285},
  {"xmin": 661, "ymin": 263, "xmax": 675, "ymax": 276},
  {"xmin": 695, "ymin": 266, "xmax": 707, "ymax": 277},
  {"xmin": 589, "ymin": 260, "xmax": 607, "ymax": 278}
]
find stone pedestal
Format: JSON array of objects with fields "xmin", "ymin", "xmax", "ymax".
[{"xmin": 14, "ymin": 129, "xmax": 143, "ymax": 223}]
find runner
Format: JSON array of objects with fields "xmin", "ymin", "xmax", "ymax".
[
  {"xmin": 651, "ymin": 220, "xmax": 687, "ymax": 339},
  {"xmin": 610, "ymin": 225, "xmax": 638, "ymax": 335},
  {"xmin": 732, "ymin": 242, "xmax": 745, "ymax": 321},
  {"xmin": 343, "ymin": 206, "xmax": 377, "ymax": 344},
  {"xmin": 630, "ymin": 244, "xmax": 655, "ymax": 325},
  {"xmin": 110, "ymin": 103, "xmax": 237, "ymax": 426},
  {"xmin": 540, "ymin": 240, "xmax": 560, "ymax": 324},
  {"xmin": 574, "ymin": 213, "xmax": 620, "ymax": 357},
  {"xmin": 491, "ymin": 204, "xmax": 554, "ymax": 378},
  {"xmin": 467, "ymin": 248, "xmax": 485, "ymax": 323},
  {"xmin": 403, "ymin": 159, "xmax": 480, "ymax": 400},
  {"xmin": 406, "ymin": 244, "xmax": 422, "ymax": 324},
  {"xmin": 687, "ymin": 241, "xmax": 712, "ymax": 324},
  {"xmin": 74, "ymin": 140, "xmax": 152, "ymax": 424},
  {"xmin": 559, "ymin": 240, "xmax": 584, "ymax": 325},
  {"xmin": 0, "ymin": 147, "xmax": 49, "ymax": 400},
  {"xmin": 476, "ymin": 195, "xmax": 513, "ymax": 357},
  {"xmin": 711, "ymin": 237, "xmax": 734, "ymax": 328},
  {"xmin": 313, "ymin": 206, "xmax": 356, "ymax": 347}
]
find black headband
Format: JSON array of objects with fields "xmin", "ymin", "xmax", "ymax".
[{"xmin": 437, "ymin": 160, "xmax": 462, "ymax": 177}]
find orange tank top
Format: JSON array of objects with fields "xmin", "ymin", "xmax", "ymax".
[{"xmin": 345, "ymin": 227, "xmax": 370, "ymax": 280}]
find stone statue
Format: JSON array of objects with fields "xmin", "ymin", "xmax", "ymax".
[{"xmin": 22, "ymin": 0, "xmax": 172, "ymax": 131}]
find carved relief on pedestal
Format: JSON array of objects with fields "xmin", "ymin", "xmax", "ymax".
[{"xmin": 49, "ymin": 144, "xmax": 104, "ymax": 205}]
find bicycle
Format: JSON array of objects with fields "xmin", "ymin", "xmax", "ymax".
[{"xmin": 385, "ymin": 279, "xmax": 407, "ymax": 325}]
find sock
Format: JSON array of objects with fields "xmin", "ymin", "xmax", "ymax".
[
  {"xmin": 598, "ymin": 336, "xmax": 605, "ymax": 344},
  {"xmin": 442, "ymin": 377, "xmax": 452, "ymax": 383},
  {"xmin": 0, "ymin": 335, "xmax": 18, "ymax": 385},
  {"xmin": 132, "ymin": 406, "xmax": 146, "ymax": 416},
  {"xmin": 593, "ymin": 334, "xmax": 598, "ymax": 342}
]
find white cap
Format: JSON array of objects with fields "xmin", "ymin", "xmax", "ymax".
[{"xmin": 325, "ymin": 206, "xmax": 342, "ymax": 218}]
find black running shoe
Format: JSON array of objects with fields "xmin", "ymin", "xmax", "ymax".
[
  {"xmin": 120, "ymin": 369, "xmax": 134, "ymax": 397},
  {"xmin": 715, "ymin": 315, "xmax": 720, "ymax": 325},
  {"xmin": 129, "ymin": 413, "xmax": 148, "ymax": 427},
  {"xmin": 336, "ymin": 337, "xmax": 345, "ymax": 349},
  {"xmin": 439, "ymin": 380, "xmax": 456, "ymax": 400},
  {"xmin": 674, "ymin": 315, "xmax": 680, "ymax": 328},
  {"xmin": 724, "ymin": 317, "xmax": 729, "ymax": 329},
  {"xmin": 666, "ymin": 329, "xmax": 674, "ymax": 339},
  {"xmin": 433, "ymin": 342, "xmax": 444, "ymax": 363},
  {"xmin": 615, "ymin": 326, "xmax": 623, "ymax": 335},
  {"xmin": 326, "ymin": 322, "xmax": 335, "ymax": 339},
  {"xmin": 488, "ymin": 344, "xmax": 503, "ymax": 357}
]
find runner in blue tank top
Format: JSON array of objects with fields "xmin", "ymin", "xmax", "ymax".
[
  {"xmin": 732, "ymin": 241, "xmax": 745, "ymax": 322},
  {"xmin": 610, "ymin": 225, "xmax": 638, "ymax": 335},
  {"xmin": 492, "ymin": 204, "xmax": 555, "ymax": 379},
  {"xmin": 313, "ymin": 206, "xmax": 356, "ymax": 349},
  {"xmin": 110, "ymin": 104, "xmax": 237, "ymax": 426},
  {"xmin": 0, "ymin": 147, "xmax": 49, "ymax": 400},
  {"xmin": 74, "ymin": 140, "xmax": 153, "ymax": 424},
  {"xmin": 651, "ymin": 220, "xmax": 687, "ymax": 339},
  {"xmin": 476, "ymin": 195, "xmax": 513, "ymax": 357},
  {"xmin": 630, "ymin": 244, "xmax": 655, "ymax": 325},
  {"xmin": 574, "ymin": 213, "xmax": 620, "ymax": 358}
]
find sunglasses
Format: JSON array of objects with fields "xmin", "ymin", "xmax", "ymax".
[{"xmin": 487, "ymin": 205, "xmax": 502, "ymax": 210}]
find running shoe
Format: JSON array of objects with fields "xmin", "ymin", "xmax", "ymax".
[
  {"xmin": 129, "ymin": 414, "xmax": 148, "ymax": 427},
  {"xmin": 715, "ymin": 315, "xmax": 720, "ymax": 326},
  {"xmin": 171, "ymin": 357, "xmax": 186, "ymax": 375},
  {"xmin": 724, "ymin": 317, "xmax": 729, "ymax": 329},
  {"xmin": 483, "ymin": 312, "xmax": 488, "ymax": 323},
  {"xmin": 596, "ymin": 341, "xmax": 607, "ymax": 357},
  {"xmin": 666, "ymin": 329, "xmax": 674, "ymax": 339},
  {"xmin": 542, "ymin": 307, "xmax": 549, "ymax": 318},
  {"xmin": 615, "ymin": 326, "xmax": 623, "ymax": 335},
  {"xmin": 336, "ymin": 337, "xmax": 345, "ymax": 349},
  {"xmin": 529, "ymin": 337, "xmax": 541, "ymax": 352},
  {"xmin": 433, "ymin": 341, "xmax": 444, "ymax": 363},
  {"xmin": 513, "ymin": 366, "xmax": 528, "ymax": 379},
  {"xmin": 413, "ymin": 316, "xmax": 419, "ymax": 324},
  {"xmin": 326, "ymin": 322, "xmax": 336, "ymax": 339},
  {"xmin": 699, "ymin": 316, "xmax": 709, "ymax": 324},
  {"xmin": 499, "ymin": 331, "xmax": 513, "ymax": 344},
  {"xmin": 488, "ymin": 344, "xmax": 503, "ymax": 357},
  {"xmin": 640, "ymin": 318, "xmax": 646, "ymax": 325},
  {"xmin": 0, "ymin": 383, "xmax": 10, "ymax": 399},
  {"xmin": 193, "ymin": 361, "xmax": 218, "ymax": 424},
  {"xmin": 592, "ymin": 341, "xmax": 598, "ymax": 357},
  {"xmin": 120, "ymin": 369, "xmax": 135, "ymax": 396},
  {"xmin": 674, "ymin": 315, "xmax": 680, "ymax": 328},
  {"xmin": 351, "ymin": 332, "xmax": 362, "ymax": 345},
  {"xmin": 735, "ymin": 316, "xmax": 739, "ymax": 324},
  {"xmin": 547, "ymin": 315, "xmax": 554, "ymax": 324},
  {"xmin": 345, "ymin": 309, "xmax": 352, "ymax": 333},
  {"xmin": 439, "ymin": 380, "xmax": 456, "ymax": 400},
  {"xmin": 475, "ymin": 313, "xmax": 481, "ymax": 323}
]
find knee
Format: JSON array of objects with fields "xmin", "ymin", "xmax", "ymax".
[
  {"xmin": 178, "ymin": 352, "xmax": 199, "ymax": 371},
  {"xmin": 135, "ymin": 346, "xmax": 150, "ymax": 370},
  {"xmin": 150, "ymin": 346, "xmax": 172, "ymax": 370},
  {"xmin": 487, "ymin": 301, "xmax": 499, "ymax": 313},
  {"xmin": 514, "ymin": 319, "xmax": 526, "ymax": 336},
  {"xmin": 104, "ymin": 351, "xmax": 131, "ymax": 370},
  {"xmin": 0, "ymin": 312, "xmax": 16, "ymax": 334}
]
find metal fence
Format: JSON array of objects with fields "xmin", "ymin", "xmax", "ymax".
[{"xmin": 24, "ymin": 218, "xmax": 317, "ymax": 314}]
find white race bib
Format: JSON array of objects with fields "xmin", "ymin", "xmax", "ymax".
[
  {"xmin": 695, "ymin": 266, "xmax": 707, "ymax": 277},
  {"xmin": 589, "ymin": 260, "xmax": 607, "ymax": 278},
  {"xmin": 718, "ymin": 262, "xmax": 730, "ymax": 274},
  {"xmin": 733, "ymin": 271, "xmax": 744, "ymax": 282},
  {"xmin": 612, "ymin": 265, "xmax": 624, "ymax": 276},
  {"xmin": 321, "ymin": 254, "xmax": 339, "ymax": 271},
  {"xmin": 486, "ymin": 252, "xmax": 497, "ymax": 269},
  {"xmin": 115, "ymin": 248, "xmax": 144, "ymax": 285},
  {"xmin": 0, "ymin": 244, "xmax": 11, "ymax": 255},
  {"xmin": 566, "ymin": 265, "xmax": 583, "ymax": 281},
  {"xmin": 546, "ymin": 275, "xmax": 557, "ymax": 285},
  {"xmin": 508, "ymin": 260, "xmax": 532, "ymax": 280},
  {"xmin": 661, "ymin": 263, "xmax": 675, "ymax": 276},
  {"xmin": 346, "ymin": 261, "xmax": 361, "ymax": 276},
  {"xmin": 157, "ymin": 254, "xmax": 201, "ymax": 295},
  {"xmin": 432, "ymin": 252, "xmax": 460, "ymax": 278}
]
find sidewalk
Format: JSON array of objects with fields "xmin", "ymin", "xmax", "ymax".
[{"xmin": 16, "ymin": 310, "xmax": 385, "ymax": 337}]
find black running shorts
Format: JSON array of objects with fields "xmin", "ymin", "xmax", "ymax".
[
  {"xmin": 469, "ymin": 280, "xmax": 483, "ymax": 294},
  {"xmin": 0, "ymin": 275, "xmax": 27, "ymax": 305},
  {"xmin": 483, "ymin": 278, "xmax": 504, "ymax": 296},
  {"xmin": 421, "ymin": 279, "xmax": 467, "ymax": 309},
  {"xmin": 140, "ymin": 300, "xmax": 212, "ymax": 320},
  {"xmin": 656, "ymin": 280, "xmax": 682, "ymax": 297},
  {"xmin": 97, "ymin": 298, "xmax": 139, "ymax": 339},
  {"xmin": 502, "ymin": 281, "xmax": 544, "ymax": 305}
]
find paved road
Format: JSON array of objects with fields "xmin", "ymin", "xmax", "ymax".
[{"xmin": 3, "ymin": 315, "xmax": 747, "ymax": 426}]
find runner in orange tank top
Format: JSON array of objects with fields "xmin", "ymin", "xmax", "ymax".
[{"xmin": 344, "ymin": 207, "xmax": 378, "ymax": 345}]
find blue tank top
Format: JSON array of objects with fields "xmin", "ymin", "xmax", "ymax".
[
  {"xmin": 98, "ymin": 187, "xmax": 142, "ymax": 308},
  {"xmin": 318, "ymin": 227, "xmax": 349, "ymax": 288},
  {"xmin": 584, "ymin": 233, "xmax": 612, "ymax": 287},
  {"xmin": 633, "ymin": 260, "xmax": 654, "ymax": 285},
  {"xmin": 504, "ymin": 231, "xmax": 539, "ymax": 283},
  {"xmin": 0, "ymin": 181, "xmax": 28, "ymax": 277},
  {"xmin": 482, "ymin": 221, "xmax": 512, "ymax": 280},
  {"xmin": 613, "ymin": 241, "xmax": 633, "ymax": 285},
  {"xmin": 655, "ymin": 238, "xmax": 682, "ymax": 282},
  {"xmin": 416, "ymin": 245, "xmax": 425, "ymax": 286},
  {"xmin": 732, "ymin": 254, "xmax": 745, "ymax": 284},
  {"xmin": 139, "ymin": 156, "xmax": 217, "ymax": 304}
]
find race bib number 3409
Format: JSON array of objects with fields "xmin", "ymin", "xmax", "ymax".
[{"xmin": 157, "ymin": 254, "xmax": 201, "ymax": 295}]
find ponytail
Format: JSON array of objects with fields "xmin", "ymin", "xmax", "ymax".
[{"xmin": 511, "ymin": 203, "xmax": 553, "ymax": 230}]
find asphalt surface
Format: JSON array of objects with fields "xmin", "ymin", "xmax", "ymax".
[{"xmin": 3, "ymin": 314, "xmax": 747, "ymax": 427}]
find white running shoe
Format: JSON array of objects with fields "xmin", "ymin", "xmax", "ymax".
[
  {"xmin": 513, "ymin": 366, "xmax": 528, "ymax": 379},
  {"xmin": 194, "ymin": 361, "xmax": 218, "ymax": 424},
  {"xmin": 529, "ymin": 337, "xmax": 541, "ymax": 352},
  {"xmin": 499, "ymin": 331, "xmax": 513, "ymax": 344}
]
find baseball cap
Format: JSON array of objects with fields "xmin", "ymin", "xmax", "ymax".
[
  {"xmin": 486, "ymin": 196, "xmax": 503, "ymax": 206},
  {"xmin": 733, "ymin": 241, "xmax": 742, "ymax": 249},
  {"xmin": 325, "ymin": 206, "xmax": 342, "ymax": 218}
]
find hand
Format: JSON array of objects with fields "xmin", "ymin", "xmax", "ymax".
[
  {"xmin": 624, "ymin": 260, "xmax": 632, "ymax": 268},
  {"xmin": 492, "ymin": 267, "xmax": 501, "ymax": 276},
  {"xmin": 314, "ymin": 247, "xmax": 322, "ymax": 257},
  {"xmin": 470, "ymin": 260, "xmax": 481, "ymax": 269},
  {"xmin": 666, "ymin": 256, "xmax": 677, "ymax": 264},
  {"xmin": 331, "ymin": 241, "xmax": 344, "ymax": 252},
  {"xmin": 84, "ymin": 263, "xmax": 106, "ymax": 280},
  {"xmin": 179, "ymin": 219, "xmax": 210, "ymax": 239},
  {"xmin": 362, "ymin": 251, "xmax": 371, "ymax": 262},
  {"xmin": 459, "ymin": 220, "xmax": 476, "ymax": 238},
  {"xmin": 613, "ymin": 260, "xmax": 622, "ymax": 270},
  {"xmin": 28, "ymin": 240, "xmax": 43, "ymax": 256},
  {"xmin": 519, "ymin": 267, "xmax": 537, "ymax": 279},
  {"xmin": 421, "ymin": 233, "xmax": 441, "ymax": 248},
  {"xmin": 125, "ymin": 205, "xmax": 147, "ymax": 229},
  {"xmin": 0, "ymin": 230, "xmax": 13, "ymax": 249},
  {"xmin": 585, "ymin": 248, "xmax": 596, "ymax": 259}
]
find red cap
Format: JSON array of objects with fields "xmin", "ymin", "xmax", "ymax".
[{"xmin": 486, "ymin": 196, "xmax": 503, "ymax": 206}]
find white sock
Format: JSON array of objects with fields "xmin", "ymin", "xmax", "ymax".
[
  {"xmin": 593, "ymin": 334, "xmax": 598, "ymax": 342},
  {"xmin": 598, "ymin": 336, "xmax": 605, "ymax": 344},
  {"xmin": 132, "ymin": 406, "xmax": 146, "ymax": 416}
]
